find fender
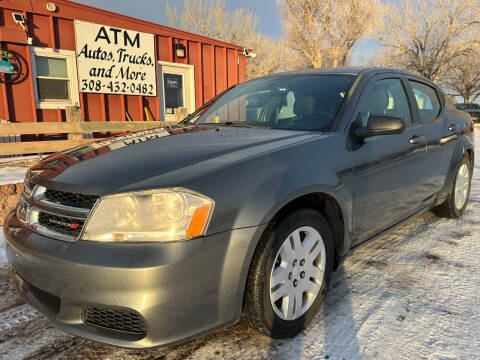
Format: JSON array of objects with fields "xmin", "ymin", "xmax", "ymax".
[
  {"xmin": 257, "ymin": 184, "xmax": 353, "ymax": 257},
  {"xmin": 233, "ymin": 184, "xmax": 351, "ymax": 319},
  {"xmin": 434, "ymin": 133, "xmax": 474, "ymax": 206}
]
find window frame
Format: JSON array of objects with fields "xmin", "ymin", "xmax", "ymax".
[
  {"xmin": 157, "ymin": 61, "xmax": 195, "ymax": 122},
  {"xmin": 405, "ymin": 78, "xmax": 443, "ymax": 124},
  {"xmin": 30, "ymin": 47, "xmax": 79, "ymax": 110}
]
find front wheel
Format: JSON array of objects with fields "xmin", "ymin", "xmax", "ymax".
[
  {"xmin": 433, "ymin": 155, "xmax": 472, "ymax": 218},
  {"xmin": 243, "ymin": 209, "xmax": 334, "ymax": 338}
]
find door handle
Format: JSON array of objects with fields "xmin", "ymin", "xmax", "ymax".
[
  {"xmin": 448, "ymin": 124, "xmax": 457, "ymax": 132},
  {"xmin": 409, "ymin": 135, "xmax": 426, "ymax": 144}
]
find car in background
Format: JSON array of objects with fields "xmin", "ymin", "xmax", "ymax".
[
  {"xmin": 456, "ymin": 103, "xmax": 480, "ymax": 122},
  {"xmin": 4, "ymin": 68, "xmax": 475, "ymax": 349}
]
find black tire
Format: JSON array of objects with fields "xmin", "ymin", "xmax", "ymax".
[
  {"xmin": 243, "ymin": 208, "xmax": 334, "ymax": 338},
  {"xmin": 433, "ymin": 155, "xmax": 472, "ymax": 219}
]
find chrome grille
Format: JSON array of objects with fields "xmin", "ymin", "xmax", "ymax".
[
  {"xmin": 18, "ymin": 176, "xmax": 98, "ymax": 242},
  {"xmin": 44, "ymin": 189, "xmax": 98, "ymax": 208},
  {"xmin": 84, "ymin": 306, "xmax": 147, "ymax": 335},
  {"xmin": 38, "ymin": 212, "xmax": 85, "ymax": 236}
]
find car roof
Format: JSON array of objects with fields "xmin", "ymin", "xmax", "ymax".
[
  {"xmin": 266, "ymin": 67, "xmax": 415, "ymax": 77},
  {"xmin": 260, "ymin": 67, "xmax": 438, "ymax": 90},
  {"xmin": 238, "ymin": 66, "xmax": 443, "ymax": 105}
]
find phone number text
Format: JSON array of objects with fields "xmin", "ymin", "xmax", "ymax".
[{"xmin": 80, "ymin": 79, "xmax": 155, "ymax": 96}]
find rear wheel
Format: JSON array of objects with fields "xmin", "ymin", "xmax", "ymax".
[
  {"xmin": 243, "ymin": 209, "xmax": 334, "ymax": 338},
  {"xmin": 433, "ymin": 156, "xmax": 472, "ymax": 218}
]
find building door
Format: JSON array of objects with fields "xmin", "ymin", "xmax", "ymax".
[{"xmin": 158, "ymin": 62, "xmax": 195, "ymax": 122}]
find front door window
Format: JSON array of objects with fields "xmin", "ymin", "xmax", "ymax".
[{"xmin": 358, "ymin": 79, "xmax": 412, "ymax": 126}]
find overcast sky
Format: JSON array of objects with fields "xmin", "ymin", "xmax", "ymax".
[{"xmin": 73, "ymin": 0, "xmax": 378, "ymax": 64}]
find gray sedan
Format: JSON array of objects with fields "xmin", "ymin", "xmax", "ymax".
[{"xmin": 3, "ymin": 68, "xmax": 474, "ymax": 348}]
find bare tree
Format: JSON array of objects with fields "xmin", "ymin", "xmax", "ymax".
[
  {"xmin": 246, "ymin": 36, "xmax": 300, "ymax": 79},
  {"xmin": 326, "ymin": 0, "xmax": 385, "ymax": 67},
  {"xmin": 278, "ymin": 0, "xmax": 328, "ymax": 68},
  {"xmin": 167, "ymin": 0, "xmax": 293, "ymax": 79},
  {"xmin": 167, "ymin": 0, "xmax": 258, "ymax": 47},
  {"xmin": 377, "ymin": 0, "xmax": 480, "ymax": 82},
  {"xmin": 278, "ymin": 0, "xmax": 384, "ymax": 68},
  {"xmin": 444, "ymin": 49, "xmax": 480, "ymax": 103}
]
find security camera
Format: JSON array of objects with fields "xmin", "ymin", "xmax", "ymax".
[
  {"xmin": 243, "ymin": 49, "xmax": 257, "ymax": 58},
  {"xmin": 12, "ymin": 13, "xmax": 26, "ymax": 30},
  {"xmin": 243, "ymin": 48, "xmax": 256, "ymax": 58}
]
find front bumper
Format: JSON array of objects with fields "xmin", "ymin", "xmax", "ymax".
[{"xmin": 3, "ymin": 209, "xmax": 265, "ymax": 348}]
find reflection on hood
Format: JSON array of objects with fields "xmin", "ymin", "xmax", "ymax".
[{"xmin": 29, "ymin": 126, "xmax": 210, "ymax": 181}]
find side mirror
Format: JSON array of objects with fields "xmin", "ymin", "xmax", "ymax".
[{"xmin": 355, "ymin": 115, "xmax": 405, "ymax": 138}]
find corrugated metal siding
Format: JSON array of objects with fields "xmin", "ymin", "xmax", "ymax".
[{"xmin": 0, "ymin": 0, "xmax": 246, "ymax": 130}]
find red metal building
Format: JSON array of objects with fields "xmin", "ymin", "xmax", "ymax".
[{"xmin": 0, "ymin": 0, "xmax": 247, "ymax": 131}]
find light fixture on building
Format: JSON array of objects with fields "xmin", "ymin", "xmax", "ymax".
[
  {"xmin": 46, "ymin": 2, "xmax": 57, "ymax": 12},
  {"xmin": 12, "ymin": 13, "xmax": 26, "ymax": 30},
  {"xmin": 243, "ymin": 48, "xmax": 256, "ymax": 58},
  {"xmin": 175, "ymin": 43, "xmax": 186, "ymax": 59}
]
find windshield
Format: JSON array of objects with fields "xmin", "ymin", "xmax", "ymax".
[{"xmin": 187, "ymin": 74, "xmax": 355, "ymax": 131}]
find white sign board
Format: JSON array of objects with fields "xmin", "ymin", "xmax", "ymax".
[{"xmin": 74, "ymin": 20, "xmax": 156, "ymax": 96}]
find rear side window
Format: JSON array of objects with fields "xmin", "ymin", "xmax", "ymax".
[
  {"xmin": 358, "ymin": 78, "xmax": 412, "ymax": 126},
  {"xmin": 409, "ymin": 81, "xmax": 441, "ymax": 122}
]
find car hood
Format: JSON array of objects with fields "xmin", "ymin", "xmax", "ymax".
[{"xmin": 29, "ymin": 125, "xmax": 325, "ymax": 194}]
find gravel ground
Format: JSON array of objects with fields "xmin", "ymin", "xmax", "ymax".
[{"xmin": 0, "ymin": 133, "xmax": 479, "ymax": 360}]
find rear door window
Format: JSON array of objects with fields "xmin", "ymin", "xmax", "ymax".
[{"xmin": 408, "ymin": 81, "xmax": 441, "ymax": 122}]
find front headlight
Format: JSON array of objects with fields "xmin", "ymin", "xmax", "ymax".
[{"xmin": 81, "ymin": 188, "xmax": 214, "ymax": 242}]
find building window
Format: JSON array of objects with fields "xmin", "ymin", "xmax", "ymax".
[
  {"xmin": 163, "ymin": 73, "xmax": 184, "ymax": 114},
  {"xmin": 31, "ymin": 47, "xmax": 79, "ymax": 109}
]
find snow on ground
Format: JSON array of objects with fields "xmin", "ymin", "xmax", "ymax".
[
  {"xmin": 0, "ymin": 166, "xmax": 28, "ymax": 186},
  {"xmin": 0, "ymin": 228, "xmax": 6, "ymax": 266},
  {"xmin": 0, "ymin": 134, "xmax": 479, "ymax": 359}
]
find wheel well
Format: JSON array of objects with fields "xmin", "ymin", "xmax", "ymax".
[
  {"xmin": 465, "ymin": 148, "xmax": 474, "ymax": 168},
  {"xmin": 268, "ymin": 193, "xmax": 345, "ymax": 269}
]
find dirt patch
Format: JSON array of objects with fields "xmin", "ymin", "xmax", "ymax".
[
  {"xmin": 425, "ymin": 253, "xmax": 441, "ymax": 262},
  {"xmin": 23, "ymin": 337, "xmax": 84, "ymax": 360},
  {"xmin": 386, "ymin": 273, "xmax": 417, "ymax": 291},
  {"xmin": 0, "ymin": 300, "xmax": 25, "ymax": 315},
  {"xmin": 450, "ymin": 231, "xmax": 472, "ymax": 239},
  {"xmin": 364, "ymin": 259, "xmax": 388, "ymax": 269},
  {"xmin": 0, "ymin": 184, "xmax": 21, "ymax": 223},
  {"xmin": 438, "ymin": 239, "xmax": 458, "ymax": 246}
]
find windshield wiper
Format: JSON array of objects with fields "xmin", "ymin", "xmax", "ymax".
[{"xmin": 215, "ymin": 121, "xmax": 269, "ymax": 128}]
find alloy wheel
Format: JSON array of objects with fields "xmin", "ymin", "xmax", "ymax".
[
  {"xmin": 454, "ymin": 163, "xmax": 470, "ymax": 210},
  {"xmin": 269, "ymin": 226, "xmax": 326, "ymax": 321}
]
